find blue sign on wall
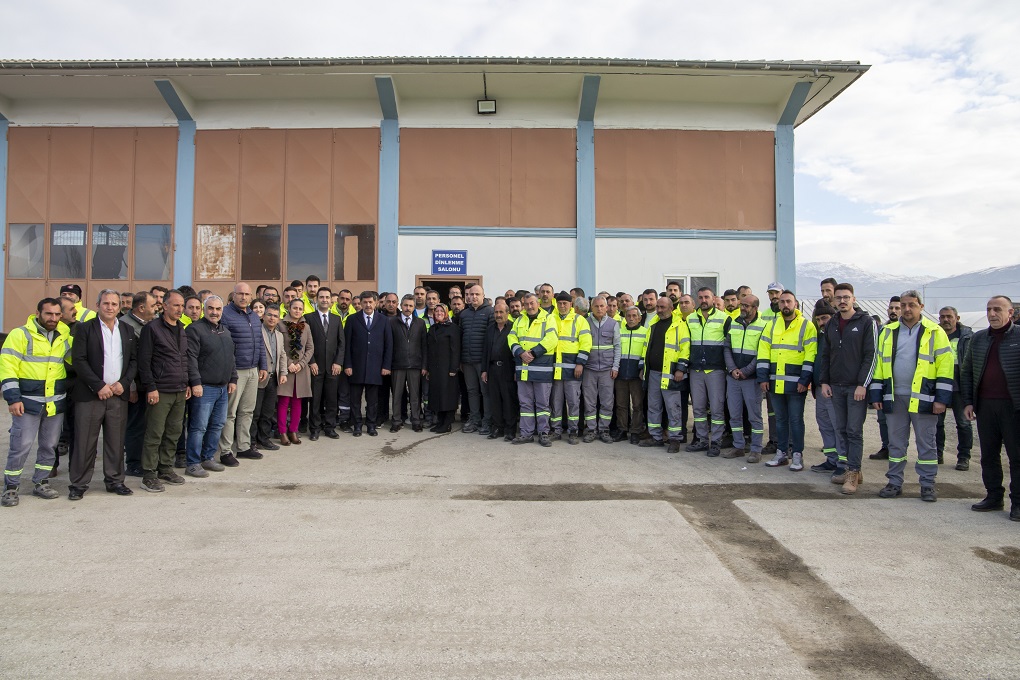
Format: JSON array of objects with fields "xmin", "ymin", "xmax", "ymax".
[{"xmin": 431, "ymin": 250, "xmax": 467, "ymax": 276}]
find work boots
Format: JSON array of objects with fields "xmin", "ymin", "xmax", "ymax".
[{"xmin": 841, "ymin": 469, "xmax": 862, "ymax": 495}]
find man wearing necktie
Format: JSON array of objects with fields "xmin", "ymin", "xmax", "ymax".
[
  {"xmin": 344, "ymin": 291, "xmax": 393, "ymax": 437},
  {"xmin": 305, "ymin": 288, "xmax": 344, "ymax": 441},
  {"xmin": 389, "ymin": 295, "xmax": 428, "ymax": 432}
]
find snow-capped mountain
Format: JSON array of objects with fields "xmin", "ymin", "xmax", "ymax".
[{"xmin": 796, "ymin": 262, "xmax": 936, "ymax": 299}]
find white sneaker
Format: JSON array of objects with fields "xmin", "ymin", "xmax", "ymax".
[
  {"xmin": 790, "ymin": 452, "xmax": 804, "ymax": 471},
  {"xmin": 765, "ymin": 452, "xmax": 789, "ymax": 467}
]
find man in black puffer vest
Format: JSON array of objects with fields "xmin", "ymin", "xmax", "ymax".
[{"xmin": 960, "ymin": 295, "xmax": 1020, "ymax": 521}]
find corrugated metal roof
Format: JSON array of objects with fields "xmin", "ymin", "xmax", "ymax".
[{"xmin": 0, "ymin": 56, "xmax": 869, "ymax": 72}]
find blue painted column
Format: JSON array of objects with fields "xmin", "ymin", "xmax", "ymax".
[
  {"xmin": 172, "ymin": 120, "xmax": 196, "ymax": 287},
  {"xmin": 576, "ymin": 75, "xmax": 600, "ymax": 294},
  {"xmin": 774, "ymin": 81, "xmax": 811, "ymax": 291},
  {"xmin": 0, "ymin": 118, "xmax": 9, "ymax": 326},
  {"xmin": 375, "ymin": 77, "xmax": 399, "ymax": 293}
]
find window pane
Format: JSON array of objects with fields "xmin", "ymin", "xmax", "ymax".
[
  {"xmin": 287, "ymin": 224, "xmax": 328, "ymax": 281},
  {"xmin": 50, "ymin": 223, "xmax": 87, "ymax": 280},
  {"xmin": 7, "ymin": 224, "xmax": 44, "ymax": 278},
  {"xmin": 92, "ymin": 224, "xmax": 129, "ymax": 279},
  {"xmin": 333, "ymin": 224, "xmax": 375, "ymax": 281},
  {"xmin": 241, "ymin": 224, "xmax": 281, "ymax": 281},
  {"xmin": 195, "ymin": 224, "xmax": 236, "ymax": 279},
  {"xmin": 691, "ymin": 276, "xmax": 719, "ymax": 295},
  {"xmin": 135, "ymin": 224, "xmax": 172, "ymax": 281}
]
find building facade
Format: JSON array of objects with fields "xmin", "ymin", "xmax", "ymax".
[{"xmin": 0, "ymin": 57, "xmax": 868, "ymax": 329}]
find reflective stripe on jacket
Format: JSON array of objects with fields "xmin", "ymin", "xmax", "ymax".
[
  {"xmin": 869, "ymin": 318, "xmax": 953, "ymax": 414},
  {"xmin": 0, "ymin": 316, "xmax": 72, "ymax": 416},
  {"xmin": 553, "ymin": 310, "xmax": 592, "ymax": 381},
  {"xmin": 725, "ymin": 314, "xmax": 768, "ymax": 374},
  {"xmin": 756, "ymin": 310, "xmax": 817, "ymax": 394},
  {"xmin": 648, "ymin": 314, "xmax": 691, "ymax": 390},
  {"xmin": 687, "ymin": 308, "xmax": 730, "ymax": 371},
  {"xmin": 508, "ymin": 310, "xmax": 558, "ymax": 382}
]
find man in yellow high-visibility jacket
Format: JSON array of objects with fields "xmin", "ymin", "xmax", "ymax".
[
  {"xmin": 508, "ymin": 293, "xmax": 558, "ymax": 447},
  {"xmin": 1, "ymin": 298, "xmax": 70, "ymax": 507}
]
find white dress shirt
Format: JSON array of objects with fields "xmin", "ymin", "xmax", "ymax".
[{"xmin": 100, "ymin": 319, "xmax": 123, "ymax": 385}]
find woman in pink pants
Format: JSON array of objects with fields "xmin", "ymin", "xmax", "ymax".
[{"xmin": 278, "ymin": 299, "xmax": 313, "ymax": 445}]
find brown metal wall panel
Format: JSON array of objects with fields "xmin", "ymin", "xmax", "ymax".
[
  {"xmin": 6, "ymin": 128, "xmax": 50, "ymax": 223},
  {"xmin": 90, "ymin": 128, "xmax": 135, "ymax": 224},
  {"xmin": 509, "ymin": 128, "xmax": 575, "ymax": 229},
  {"xmin": 3, "ymin": 280, "xmax": 47, "ymax": 331},
  {"xmin": 133, "ymin": 128, "xmax": 177, "ymax": 224},
  {"xmin": 595, "ymin": 129, "xmax": 776, "ymax": 230},
  {"xmin": 239, "ymin": 129, "xmax": 286, "ymax": 224},
  {"xmin": 194, "ymin": 130, "xmax": 240, "ymax": 224},
  {"xmin": 399, "ymin": 128, "xmax": 506, "ymax": 227},
  {"xmin": 48, "ymin": 128, "xmax": 92, "ymax": 222},
  {"xmin": 284, "ymin": 129, "xmax": 332, "ymax": 224},
  {"xmin": 332, "ymin": 128, "xmax": 379, "ymax": 225}
]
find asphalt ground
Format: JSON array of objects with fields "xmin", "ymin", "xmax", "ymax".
[{"xmin": 2, "ymin": 397, "xmax": 1017, "ymax": 679}]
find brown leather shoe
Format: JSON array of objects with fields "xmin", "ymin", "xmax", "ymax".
[
  {"xmin": 288, "ymin": 431, "xmax": 301, "ymax": 445},
  {"xmin": 841, "ymin": 469, "xmax": 862, "ymax": 495}
]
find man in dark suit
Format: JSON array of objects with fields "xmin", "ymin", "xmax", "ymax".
[
  {"xmin": 389, "ymin": 294, "xmax": 428, "ymax": 432},
  {"xmin": 344, "ymin": 291, "xmax": 393, "ymax": 437},
  {"xmin": 68, "ymin": 289, "xmax": 138, "ymax": 499},
  {"xmin": 482, "ymin": 299, "xmax": 518, "ymax": 441},
  {"xmin": 305, "ymin": 287, "xmax": 345, "ymax": 440}
]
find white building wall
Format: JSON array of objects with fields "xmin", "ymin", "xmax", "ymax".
[
  {"xmin": 397, "ymin": 235, "xmax": 577, "ymax": 297},
  {"xmin": 594, "ymin": 238, "xmax": 777, "ymax": 298}
]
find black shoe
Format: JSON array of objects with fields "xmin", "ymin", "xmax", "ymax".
[
  {"xmin": 220, "ymin": 453, "xmax": 240, "ymax": 467},
  {"xmin": 719, "ymin": 435, "xmax": 734, "ymax": 449},
  {"xmin": 870, "ymin": 447, "xmax": 890, "ymax": 460},
  {"xmin": 639, "ymin": 438, "xmax": 664, "ymax": 448},
  {"xmin": 971, "ymin": 496, "xmax": 1004, "ymax": 512},
  {"xmin": 367, "ymin": 428, "xmax": 378, "ymax": 436},
  {"xmin": 630, "ymin": 434, "xmax": 640, "ymax": 445},
  {"xmin": 878, "ymin": 483, "xmax": 902, "ymax": 498},
  {"xmin": 339, "ymin": 422, "xmax": 354, "ymax": 434},
  {"xmin": 762, "ymin": 441, "xmax": 777, "ymax": 455},
  {"xmin": 309, "ymin": 432, "xmax": 320, "ymax": 441},
  {"xmin": 503, "ymin": 433, "xmax": 514, "ymax": 442},
  {"xmin": 390, "ymin": 424, "xmax": 401, "ymax": 433},
  {"xmin": 486, "ymin": 430, "xmax": 499, "ymax": 439},
  {"xmin": 666, "ymin": 441, "xmax": 681, "ymax": 454},
  {"xmin": 686, "ymin": 440, "xmax": 709, "ymax": 452},
  {"xmin": 324, "ymin": 430, "xmax": 340, "ymax": 439},
  {"xmin": 258, "ymin": 439, "xmax": 280, "ymax": 451},
  {"xmin": 429, "ymin": 424, "xmax": 440, "ymax": 433},
  {"xmin": 413, "ymin": 424, "xmax": 423, "ymax": 432},
  {"xmin": 956, "ymin": 459, "xmax": 970, "ymax": 471},
  {"xmin": 237, "ymin": 448, "xmax": 263, "ymax": 460},
  {"xmin": 353, "ymin": 429, "xmax": 362, "ymax": 437},
  {"xmin": 920, "ymin": 485, "xmax": 937, "ymax": 503},
  {"xmin": 125, "ymin": 464, "xmax": 143, "ymax": 478},
  {"xmin": 68, "ymin": 487, "xmax": 85, "ymax": 501},
  {"xmin": 105, "ymin": 483, "xmax": 133, "ymax": 496},
  {"xmin": 612, "ymin": 432, "xmax": 627, "ymax": 442},
  {"xmin": 677, "ymin": 432, "xmax": 688, "ymax": 444},
  {"xmin": 1011, "ymin": 506, "xmax": 1020, "ymax": 522},
  {"xmin": 706, "ymin": 446, "xmax": 721, "ymax": 457},
  {"xmin": 174, "ymin": 452, "xmax": 186, "ymax": 469},
  {"xmin": 435, "ymin": 425, "xmax": 452, "ymax": 433}
]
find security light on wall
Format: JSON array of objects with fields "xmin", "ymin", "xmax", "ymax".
[{"xmin": 477, "ymin": 72, "xmax": 496, "ymax": 114}]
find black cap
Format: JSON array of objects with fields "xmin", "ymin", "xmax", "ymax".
[
  {"xmin": 813, "ymin": 300, "xmax": 837, "ymax": 317},
  {"xmin": 554, "ymin": 291, "xmax": 573, "ymax": 303},
  {"xmin": 59, "ymin": 284, "xmax": 82, "ymax": 297}
]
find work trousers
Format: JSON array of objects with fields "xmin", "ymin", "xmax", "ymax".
[
  {"xmin": 486, "ymin": 364, "xmax": 517, "ymax": 433},
  {"xmin": 350, "ymin": 383, "xmax": 380, "ymax": 429},
  {"xmin": 4, "ymin": 410, "xmax": 63, "ymax": 487},
  {"xmin": 71, "ymin": 398, "xmax": 127, "ymax": 491},
  {"xmin": 975, "ymin": 398, "xmax": 1020, "ymax": 505},
  {"xmin": 142, "ymin": 391, "xmax": 187, "ymax": 480},
  {"xmin": 124, "ymin": 398, "xmax": 145, "ymax": 468},
  {"xmin": 614, "ymin": 379, "xmax": 645, "ymax": 435},
  {"xmin": 830, "ymin": 385, "xmax": 868, "ymax": 471},
  {"xmin": 690, "ymin": 370, "xmax": 726, "ymax": 445},
  {"xmin": 220, "ymin": 366, "xmax": 259, "ymax": 454},
  {"xmin": 772, "ymin": 391, "xmax": 806, "ymax": 455},
  {"xmin": 391, "ymin": 369, "xmax": 423, "ymax": 427},
  {"xmin": 517, "ymin": 381, "xmax": 552, "ymax": 438},
  {"xmin": 251, "ymin": 376, "xmax": 279, "ymax": 444},
  {"xmin": 336, "ymin": 372, "xmax": 351, "ymax": 424},
  {"xmin": 551, "ymin": 380, "xmax": 582, "ymax": 434},
  {"xmin": 726, "ymin": 376, "xmax": 763, "ymax": 453},
  {"xmin": 646, "ymin": 371, "xmax": 684, "ymax": 442},
  {"xmin": 461, "ymin": 362, "xmax": 488, "ymax": 427},
  {"xmin": 877, "ymin": 408, "xmax": 889, "ymax": 447},
  {"xmin": 582, "ymin": 369, "xmax": 614, "ymax": 433},
  {"xmin": 765, "ymin": 390, "xmax": 777, "ymax": 444},
  {"xmin": 309, "ymin": 372, "xmax": 339, "ymax": 434},
  {"xmin": 814, "ymin": 391, "xmax": 845, "ymax": 467},
  {"xmin": 884, "ymin": 394, "xmax": 938, "ymax": 487},
  {"xmin": 936, "ymin": 391, "xmax": 973, "ymax": 461},
  {"xmin": 186, "ymin": 385, "xmax": 228, "ymax": 466}
]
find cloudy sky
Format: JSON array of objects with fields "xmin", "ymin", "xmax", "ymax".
[{"xmin": 3, "ymin": 0, "xmax": 1017, "ymax": 277}]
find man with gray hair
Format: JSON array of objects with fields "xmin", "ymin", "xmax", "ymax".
[
  {"xmin": 582, "ymin": 296, "xmax": 620, "ymax": 443},
  {"xmin": 219, "ymin": 282, "xmax": 267, "ymax": 466},
  {"xmin": 937, "ymin": 305, "xmax": 974, "ymax": 470},
  {"xmin": 184, "ymin": 295, "xmax": 237, "ymax": 478},
  {"xmin": 550, "ymin": 293, "xmax": 592, "ymax": 445},
  {"xmin": 458, "ymin": 283, "xmax": 494, "ymax": 434}
]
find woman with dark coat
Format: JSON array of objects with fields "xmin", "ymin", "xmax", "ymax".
[{"xmin": 426, "ymin": 304, "xmax": 461, "ymax": 433}]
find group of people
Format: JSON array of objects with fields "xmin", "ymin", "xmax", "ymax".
[{"xmin": 2, "ymin": 275, "xmax": 1017, "ymax": 523}]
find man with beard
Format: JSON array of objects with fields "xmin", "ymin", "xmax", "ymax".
[{"xmin": 936, "ymin": 306, "xmax": 973, "ymax": 470}]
